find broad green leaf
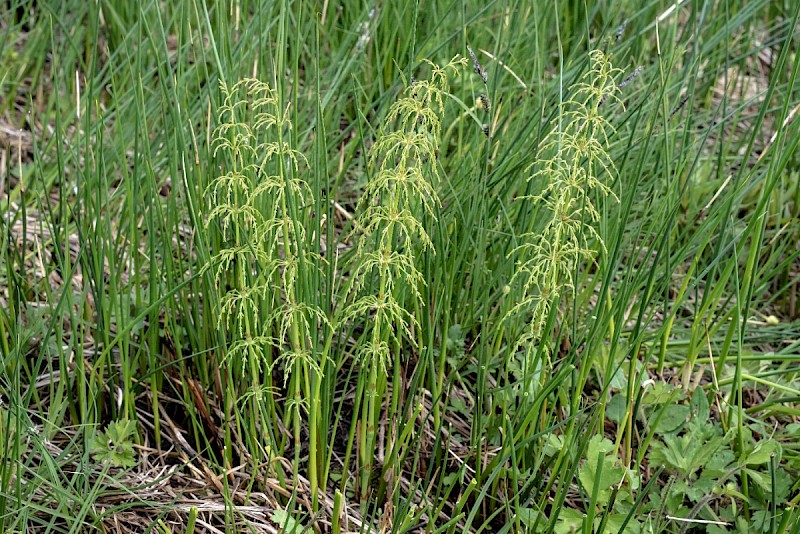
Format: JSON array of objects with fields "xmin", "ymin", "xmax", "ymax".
[
  {"xmin": 686, "ymin": 473, "xmax": 715, "ymax": 502},
  {"xmin": 598, "ymin": 514, "xmax": 641, "ymax": 534},
  {"xmin": 642, "ymin": 382, "xmax": 681, "ymax": 405},
  {"xmin": 654, "ymin": 404, "xmax": 689, "ymax": 435},
  {"xmin": 516, "ymin": 508, "xmax": 544, "ymax": 531},
  {"xmin": 579, "ymin": 435, "xmax": 624, "ymax": 505},
  {"xmin": 705, "ymin": 448, "xmax": 735, "ymax": 477},
  {"xmin": 271, "ymin": 510, "xmax": 309, "ymax": 533},
  {"xmin": 90, "ymin": 419, "xmax": 137, "ymax": 468},
  {"xmin": 744, "ymin": 467, "xmax": 791, "ymax": 502},
  {"xmin": 744, "ymin": 439, "xmax": 781, "ymax": 466},
  {"xmin": 751, "ymin": 510, "xmax": 772, "ymax": 533},
  {"xmin": 606, "ymin": 394, "xmax": 627, "ymax": 423},
  {"xmin": 544, "ymin": 433, "xmax": 564, "ymax": 456},
  {"xmin": 554, "ymin": 508, "xmax": 584, "ymax": 534},
  {"xmin": 689, "ymin": 388, "xmax": 710, "ymax": 421},
  {"xmin": 609, "ymin": 366, "xmax": 627, "ymax": 390}
]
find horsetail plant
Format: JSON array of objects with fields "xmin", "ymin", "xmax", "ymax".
[
  {"xmin": 342, "ymin": 56, "xmax": 466, "ymax": 508},
  {"xmin": 507, "ymin": 50, "xmax": 622, "ymax": 397},
  {"xmin": 203, "ymin": 78, "xmax": 329, "ymax": 504}
]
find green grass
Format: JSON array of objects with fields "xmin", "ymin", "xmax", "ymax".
[{"xmin": 2, "ymin": 0, "xmax": 800, "ymax": 532}]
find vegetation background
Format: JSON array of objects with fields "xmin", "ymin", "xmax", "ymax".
[{"xmin": 1, "ymin": 0, "xmax": 800, "ymax": 532}]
